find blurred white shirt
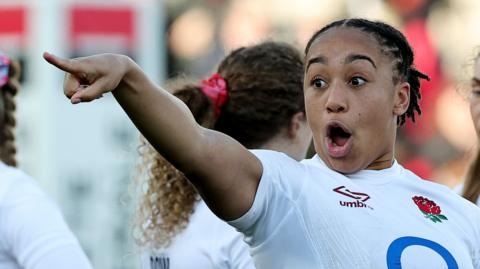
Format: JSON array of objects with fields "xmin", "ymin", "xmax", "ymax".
[
  {"xmin": 0, "ymin": 162, "xmax": 93, "ymax": 269},
  {"xmin": 141, "ymin": 200, "xmax": 255, "ymax": 269}
]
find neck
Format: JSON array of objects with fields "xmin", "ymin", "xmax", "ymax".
[
  {"xmin": 366, "ymin": 152, "xmax": 394, "ymax": 170},
  {"xmin": 366, "ymin": 128, "xmax": 396, "ymax": 170},
  {"xmin": 259, "ymin": 133, "xmax": 302, "ymax": 161},
  {"xmin": 366, "ymin": 159, "xmax": 393, "ymax": 170}
]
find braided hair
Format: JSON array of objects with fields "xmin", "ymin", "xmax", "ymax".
[
  {"xmin": 305, "ymin": 18, "xmax": 430, "ymax": 125},
  {"xmin": 0, "ymin": 57, "xmax": 20, "ymax": 167}
]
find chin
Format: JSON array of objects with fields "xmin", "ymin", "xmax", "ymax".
[
  {"xmin": 323, "ymin": 155, "xmax": 364, "ymax": 175},
  {"xmin": 315, "ymin": 143, "xmax": 365, "ymax": 174}
]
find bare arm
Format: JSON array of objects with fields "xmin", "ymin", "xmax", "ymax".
[{"xmin": 43, "ymin": 52, "xmax": 261, "ymax": 220}]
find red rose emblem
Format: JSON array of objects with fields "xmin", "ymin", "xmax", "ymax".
[
  {"xmin": 412, "ymin": 196, "xmax": 448, "ymax": 223},
  {"xmin": 431, "ymin": 206, "xmax": 441, "ymax": 215}
]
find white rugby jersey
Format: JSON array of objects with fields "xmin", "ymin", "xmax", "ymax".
[
  {"xmin": 0, "ymin": 162, "xmax": 92, "ymax": 269},
  {"xmin": 229, "ymin": 150, "xmax": 480, "ymax": 269},
  {"xmin": 141, "ymin": 201, "xmax": 255, "ymax": 269}
]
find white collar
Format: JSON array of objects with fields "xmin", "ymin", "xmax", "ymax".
[{"xmin": 306, "ymin": 155, "xmax": 403, "ymax": 185}]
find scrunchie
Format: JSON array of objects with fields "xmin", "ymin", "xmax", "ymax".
[
  {"xmin": 200, "ymin": 73, "xmax": 228, "ymax": 118},
  {"xmin": 0, "ymin": 52, "xmax": 10, "ymax": 88}
]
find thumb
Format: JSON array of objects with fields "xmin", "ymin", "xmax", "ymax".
[
  {"xmin": 70, "ymin": 78, "xmax": 109, "ymax": 104},
  {"xmin": 43, "ymin": 52, "xmax": 82, "ymax": 75}
]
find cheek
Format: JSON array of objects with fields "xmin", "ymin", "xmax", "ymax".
[
  {"xmin": 355, "ymin": 94, "xmax": 386, "ymax": 122},
  {"xmin": 354, "ymin": 93, "xmax": 393, "ymax": 139},
  {"xmin": 305, "ymin": 92, "xmax": 324, "ymax": 130}
]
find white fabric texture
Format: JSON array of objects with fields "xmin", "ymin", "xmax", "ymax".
[
  {"xmin": 141, "ymin": 201, "xmax": 255, "ymax": 269},
  {"xmin": 0, "ymin": 162, "xmax": 92, "ymax": 269},
  {"xmin": 228, "ymin": 150, "xmax": 480, "ymax": 269}
]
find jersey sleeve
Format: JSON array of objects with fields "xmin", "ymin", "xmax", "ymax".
[
  {"xmin": 228, "ymin": 149, "xmax": 306, "ymax": 248},
  {"xmin": 0, "ymin": 179, "xmax": 93, "ymax": 269}
]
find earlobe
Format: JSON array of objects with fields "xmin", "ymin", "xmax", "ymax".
[{"xmin": 393, "ymin": 82, "xmax": 410, "ymax": 116}]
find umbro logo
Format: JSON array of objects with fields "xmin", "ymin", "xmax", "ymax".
[
  {"xmin": 333, "ymin": 186, "xmax": 373, "ymax": 210},
  {"xmin": 333, "ymin": 186, "xmax": 370, "ymax": 201}
]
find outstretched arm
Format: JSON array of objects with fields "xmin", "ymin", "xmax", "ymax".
[{"xmin": 43, "ymin": 52, "xmax": 262, "ymax": 220}]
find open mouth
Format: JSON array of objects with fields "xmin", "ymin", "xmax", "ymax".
[{"xmin": 325, "ymin": 121, "xmax": 353, "ymax": 158}]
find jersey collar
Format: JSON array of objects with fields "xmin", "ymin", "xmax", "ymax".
[{"xmin": 309, "ymin": 155, "xmax": 404, "ymax": 185}]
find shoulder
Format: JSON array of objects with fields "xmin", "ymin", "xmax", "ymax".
[
  {"xmin": 0, "ymin": 166, "xmax": 88, "ymax": 266},
  {"xmin": 403, "ymin": 167, "xmax": 480, "ymax": 216},
  {"xmin": 404, "ymin": 168, "xmax": 460, "ymax": 197},
  {"xmin": 0, "ymin": 163, "xmax": 46, "ymax": 205},
  {"xmin": 250, "ymin": 149, "xmax": 306, "ymax": 179},
  {"xmin": 0, "ymin": 164, "xmax": 63, "ymax": 233},
  {"xmin": 250, "ymin": 149, "xmax": 332, "ymax": 177},
  {"xmin": 250, "ymin": 149, "xmax": 302, "ymax": 168},
  {"xmin": 249, "ymin": 149, "xmax": 311, "ymax": 193}
]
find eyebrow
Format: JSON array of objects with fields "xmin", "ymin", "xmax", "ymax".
[
  {"xmin": 345, "ymin": 54, "xmax": 377, "ymax": 69},
  {"xmin": 306, "ymin": 56, "xmax": 327, "ymax": 71},
  {"xmin": 305, "ymin": 54, "xmax": 377, "ymax": 72}
]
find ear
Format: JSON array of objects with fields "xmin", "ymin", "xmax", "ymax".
[
  {"xmin": 393, "ymin": 81, "xmax": 410, "ymax": 116},
  {"xmin": 287, "ymin": 112, "xmax": 307, "ymax": 139}
]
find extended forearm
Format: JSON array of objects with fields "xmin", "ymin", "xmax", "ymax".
[
  {"xmin": 44, "ymin": 52, "xmax": 261, "ymax": 219},
  {"xmin": 112, "ymin": 58, "xmax": 204, "ymax": 173}
]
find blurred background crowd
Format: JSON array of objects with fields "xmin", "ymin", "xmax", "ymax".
[{"xmin": 0, "ymin": 0, "xmax": 479, "ymax": 268}]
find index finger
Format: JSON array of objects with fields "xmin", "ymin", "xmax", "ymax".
[{"xmin": 43, "ymin": 52, "xmax": 82, "ymax": 74}]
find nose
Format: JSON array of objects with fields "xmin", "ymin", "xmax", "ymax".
[{"xmin": 326, "ymin": 83, "xmax": 348, "ymax": 113}]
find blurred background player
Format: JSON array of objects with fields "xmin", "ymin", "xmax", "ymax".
[
  {"xmin": 460, "ymin": 51, "xmax": 480, "ymax": 205},
  {"xmin": 132, "ymin": 41, "xmax": 311, "ymax": 269},
  {"xmin": 0, "ymin": 51, "xmax": 93, "ymax": 269}
]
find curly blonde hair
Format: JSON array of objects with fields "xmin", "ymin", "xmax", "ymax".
[
  {"xmin": 132, "ymin": 136, "xmax": 200, "ymax": 249},
  {"xmin": 131, "ymin": 78, "xmax": 215, "ymax": 249}
]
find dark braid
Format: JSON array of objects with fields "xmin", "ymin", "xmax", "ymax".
[
  {"xmin": 305, "ymin": 18, "xmax": 430, "ymax": 125},
  {"xmin": 0, "ymin": 59, "xmax": 19, "ymax": 167}
]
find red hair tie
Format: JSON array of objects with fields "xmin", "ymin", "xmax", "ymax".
[{"xmin": 200, "ymin": 73, "xmax": 228, "ymax": 118}]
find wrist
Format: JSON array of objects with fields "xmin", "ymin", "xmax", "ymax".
[
  {"xmin": 121, "ymin": 55, "xmax": 136, "ymax": 81},
  {"xmin": 119, "ymin": 55, "xmax": 142, "ymax": 93}
]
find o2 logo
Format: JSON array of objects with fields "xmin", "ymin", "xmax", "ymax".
[{"xmin": 386, "ymin": 236, "xmax": 458, "ymax": 268}]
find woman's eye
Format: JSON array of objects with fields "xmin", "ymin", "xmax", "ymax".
[
  {"xmin": 311, "ymin": 77, "xmax": 327, "ymax": 88},
  {"xmin": 349, "ymin": 76, "xmax": 367, "ymax": 87}
]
